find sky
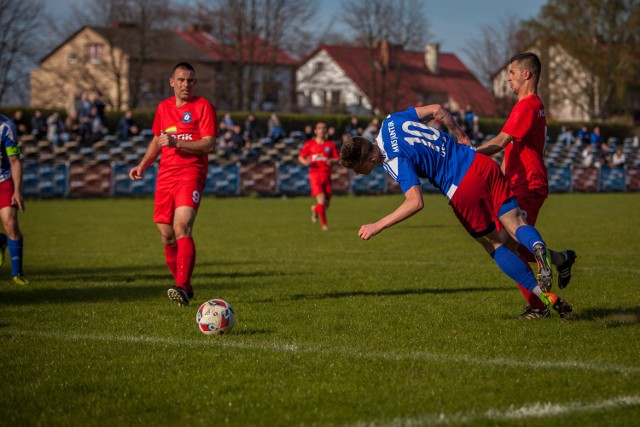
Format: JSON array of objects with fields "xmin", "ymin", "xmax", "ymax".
[{"xmin": 46, "ymin": 0, "xmax": 548, "ymax": 69}]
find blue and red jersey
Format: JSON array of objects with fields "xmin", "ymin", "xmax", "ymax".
[{"xmin": 376, "ymin": 107, "xmax": 476, "ymax": 199}]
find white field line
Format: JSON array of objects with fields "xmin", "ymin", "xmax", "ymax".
[
  {"xmin": 9, "ymin": 330, "xmax": 640, "ymax": 376},
  {"xmin": 348, "ymin": 395, "xmax": 640, "ymax": 427}
]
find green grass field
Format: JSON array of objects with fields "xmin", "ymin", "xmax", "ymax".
[{"xmin": 1, "ymin": 193, "xmax": 639, "ymax": 426}]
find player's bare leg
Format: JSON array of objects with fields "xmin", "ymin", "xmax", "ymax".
[{"xmin": 314, "ymin": 193, "xmax": 328, "ymax": 230}]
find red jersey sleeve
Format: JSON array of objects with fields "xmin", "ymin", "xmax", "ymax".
[{"xmin": 199, "ymin": 100, "xmax": 218, "ymax": 138}]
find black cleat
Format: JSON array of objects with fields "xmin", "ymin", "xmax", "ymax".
[
  {"xmin": 518, "ymin": 306, "xmax": 551, "ymax": 320},
  {"xmin": 557, "ymin": 250, "xmax": 577, "ymax": 289},
  {"xmin": 167, "ymin": 286, "xmax": 191, "ymax": 307},
  {"xmin": 550, "ymin": 294, "xmax": 573, "ymax": 318}
]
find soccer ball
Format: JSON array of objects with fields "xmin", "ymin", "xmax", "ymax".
[{"xmin": 196, "ymin": 299, "xmax": 236, "ymax": 335}]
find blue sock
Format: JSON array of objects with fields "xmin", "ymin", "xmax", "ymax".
[
  {"xmin": 515, "ymin": 225, "xmax": 545, "ymax": 253},
  {"xmin": 8, "ymin": 238, "xmax": 23, "ymax": 277},
  {"xmin": 491, "ymin": 245, "xmax": 539, "ymax": 291}
]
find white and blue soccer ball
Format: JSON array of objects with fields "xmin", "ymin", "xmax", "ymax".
[{"xmin": 196, "ymin": 299, "xmax": 236, "ymax": 335}]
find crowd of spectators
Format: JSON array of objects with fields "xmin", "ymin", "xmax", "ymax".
[{"xmin": 7, "ymin": 105, "xmax": 638, "ymax": 170}]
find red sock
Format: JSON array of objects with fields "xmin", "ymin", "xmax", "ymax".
[
  {"xmin": 164, "ymin": 244, "xmax": 178, "ymax": 282},
  {"xmin": 314, "ymin": 204, "xmax": 327, "ymax": 227},
  {"xmin": 516, "ymin": 254, "xmax": 546, "ymax": 310},
  {"xmin": 176, "ymin": 237, "xmax": 196, "ymax": 291}
]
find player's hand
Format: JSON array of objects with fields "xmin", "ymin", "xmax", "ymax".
[
  {"xmin": 358, "ymin": 223, "xmax": 380, "ymax": 240},
  {"xmin": 129, "ymin": 165, "xmax": 144, "ymax": 180},
  {"xmin": 11, "ymin": 192, "xmax": 24, "ymax": 212},
  {"xmin": 158, "ymin": 132, "xmax": 177, "ymax": 147}
]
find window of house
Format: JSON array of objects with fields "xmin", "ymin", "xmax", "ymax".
[
  {"xmin": 67, "ymin": 53, "xmax": 77, "ymax": 64},
  {"xmin": 85, "ymin": 44, "xmax": 104, "ymax": 64},
  {"xmin": 314, "ymin": 61, "xmax": 324, "ymax": 72}
]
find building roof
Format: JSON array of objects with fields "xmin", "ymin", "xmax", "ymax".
[
  {"xmin": 309, "ymin": 44, "xmax": 495, "ymax": 116},
  {"xmin": 40, "ymin": 25, "xmax": 296, "ymax": 67},
  {"xmin": 176, "ymin": 31, "xmax": 297, "ymax": 66}
]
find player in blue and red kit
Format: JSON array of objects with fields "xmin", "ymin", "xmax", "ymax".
[
  {"xmin": 129, "ymin": 62, "xmax": 217, "ymax": 306},
  {"xmin": 339, "ymin": 104, "xmax": 572, "ymax": 318},
  {"xmin": 298, "ymin": 122, "xmax": 339, "ymax": 231},
  {"xmin": 477, "ymin": 52, "xmax": 576, "ymax": 318},
  {"xmin": 0, "ymin": 114, "xmax": 28, "ymax": 286}
]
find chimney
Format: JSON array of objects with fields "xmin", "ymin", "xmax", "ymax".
[{"xmin": 425, "ymin": 43, "xmax": 439, "ymax": 74}]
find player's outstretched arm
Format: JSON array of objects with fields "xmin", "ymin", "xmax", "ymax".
[
  {"xmin": 415, "ymin": 104, "xmax": 471, "ymax": 146},
  {"xmin": 476, "ymin": 132, "xmax": 513, "ymax": 156},
  {"xmin": 358, "ymin": 185, "xmax": 423, "ymax": 240}
]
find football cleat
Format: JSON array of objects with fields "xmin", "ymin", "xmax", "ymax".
[
  {"xmin": 12, "ymin": 275, "xmax": 29, "ymax": 286},
  {"xmin": 550, "ymin": 294, "xmax": 573, "ymax": 318},
  {"xmin": 311, "ymin": 205, "xmax": 318, "ymax": 224},
  {"xmin": 533, "ymin": 243, "xmax": 553, "ymax": 292},
  {"xmin": 518, "ymin": 306, "xmax": 551, "ymax": 320},
  {"xmin": 557, "ymin": 250, "xmax": 577, "ymax": 289},
  {"xmin": 167, "ymin": 286, "xmax": 191, "ymax": 307}
]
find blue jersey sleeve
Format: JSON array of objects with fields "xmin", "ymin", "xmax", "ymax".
[{"xmin": 383, "ymin": 156, "xmax": 421, "ymax": 194}]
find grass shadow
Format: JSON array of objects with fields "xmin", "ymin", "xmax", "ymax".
[
  {"xmin": 572, "ymin": 306, "xmax": 640, "ymax": 327},
  {"xmin": 253, "ymin": 285, "xmax": 509, "ymax": 303}
]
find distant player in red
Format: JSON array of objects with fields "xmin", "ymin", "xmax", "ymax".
[
  {"xmin": 298, "ymin": 122, "xmax": 339, "ymax": 231},
  {"xmin": 129, "ymin": 62, "xmax": 217, "ymax": 306},
  {"xmin": 477, "ymin": 52, "xmax": 576, "ymax": 319}
]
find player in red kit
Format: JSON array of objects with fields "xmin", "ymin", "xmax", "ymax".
[
  {"xmin": 477, "ymin": 52, "xmax": 576, "ymax": 319},
  {"xmin": 298, "ymin": 122, "xmax": 339, "ymax": 231},
  {"xmin": 129, "ymin": 62, "xmax": 217, "ymax": 306}
]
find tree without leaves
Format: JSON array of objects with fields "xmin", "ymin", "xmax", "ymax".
[
  {"xmin": 341, "ymin": 0, "xmax": 429, "ymax": 114},
  {"xmin": 0, "ymin": 0, "xmax": 47, "ymax": 104}
]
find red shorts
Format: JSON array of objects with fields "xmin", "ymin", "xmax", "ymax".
[
  {"xmin": 0, "ymin": 179, "xmax": 15, "ymax": 209},
  {"xmin": 309, "ymin": 173, "xmax": 332, "ymax": 197},
  {"xmin": 449, "ymin": 154, "xmax": 514, "ymax": 237},
  {"xmin": 154, "ymin": 176, "xmax": 205, "ymax": 223},
  {"xmin": 512, "ymin": 191, "xmax": 546, "ymax": 226}
]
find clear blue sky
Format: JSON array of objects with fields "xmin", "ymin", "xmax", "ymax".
[{"xmin": 48, "ymin": 0, "xmax": 548, "ymax": 68}]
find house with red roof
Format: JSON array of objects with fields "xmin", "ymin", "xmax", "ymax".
[
  {"xmin": 30, "ymin": 24, "xmax": 297, "ymax": 112},
  {"xmin": 296, "ymin": 42, "xmax": 495, "ymax": 117}
]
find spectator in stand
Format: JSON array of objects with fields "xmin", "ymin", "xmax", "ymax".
[
  {"xmin": 303, "ymin": 124, "xmax": 313, "ymax": 140},
  {"xmin": 230, "ymin": 124, "xmax": 250, "ymax": 158},
  {"xmin": 31, "ymin": 110, "xmax": 47, "ymax": 141},
  {"xmin": 581, "ymin": 145, "xmax": 594, "ymax": 167},
  {"xmin": 94, "ymin": 96, "xmax": 106, "ymax": 122},
  {"xmin": 46, "ymin": 112, "xmax": 67, "ymax": 147},
  {"xmin": 218, "ymin": 120, "xmax": 229, "ymax": 136},
  {"xmin": 463, "ymin": 104, "xmax": 476, "ymax": 131},
  {"xmin": 117, "ymin": 110, "xmax": 139, "ymax": 141},
  {"xmin": 576, "ymin": 126, "xmax": 589, "ymax": 145},
  {"xmin": 77, "ymin": 92, "xmax": 93, "ymax": 122},
  {"xmin": 344, "ymin": 116, "xmax": 361, "ymax": 137},
  {"xmin": 267, "ymin": 113, "xmax": 286, "ymax": 141},
  {"xmin": 599, "ymin": 141, "xmax": 611, "ymax": 167},
  {"xmin": 222, "ymin": 112, "xmax": 234, "ymax": 130},
  {"xmin": 558, "ymin": 126, "xmax": 575, "ymax": 145},
  {"xmin": 590, "ymin": 126, "xmax": 602, "ymax": 146},
  {"xmin": 326, "ymin": 126, "xmax": 339, "ymax": 142},
  {"xmin": 12, "ymin": 111, "xmax": 28, "ymax": 136},
  {"xmin": 611, "ymin": 146, "xmax": 626, "ymax": 168},
  {"xmin": 361, "ymin": 118, "xmax": 380, "ymax": 142},
  {"xmin": 244, "ymin": 113, "xmax": 260, "ymax": 141}
]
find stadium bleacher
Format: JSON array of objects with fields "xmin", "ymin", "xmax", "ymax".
[{"xmin": 18, "ymin": 131, "xmax": 640, "ymax": 197}]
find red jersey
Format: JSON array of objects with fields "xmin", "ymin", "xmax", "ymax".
[
  {"xmin": 152, "ymin": 96, "xmax": 217, "ymax": 181},
  {"xmin": 299, "ymin": 139, "xmax": 339, "ymax": 175},
  {"xmin": 501, "ymin": 94, "xmax": 548, "ymax": 197}
]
